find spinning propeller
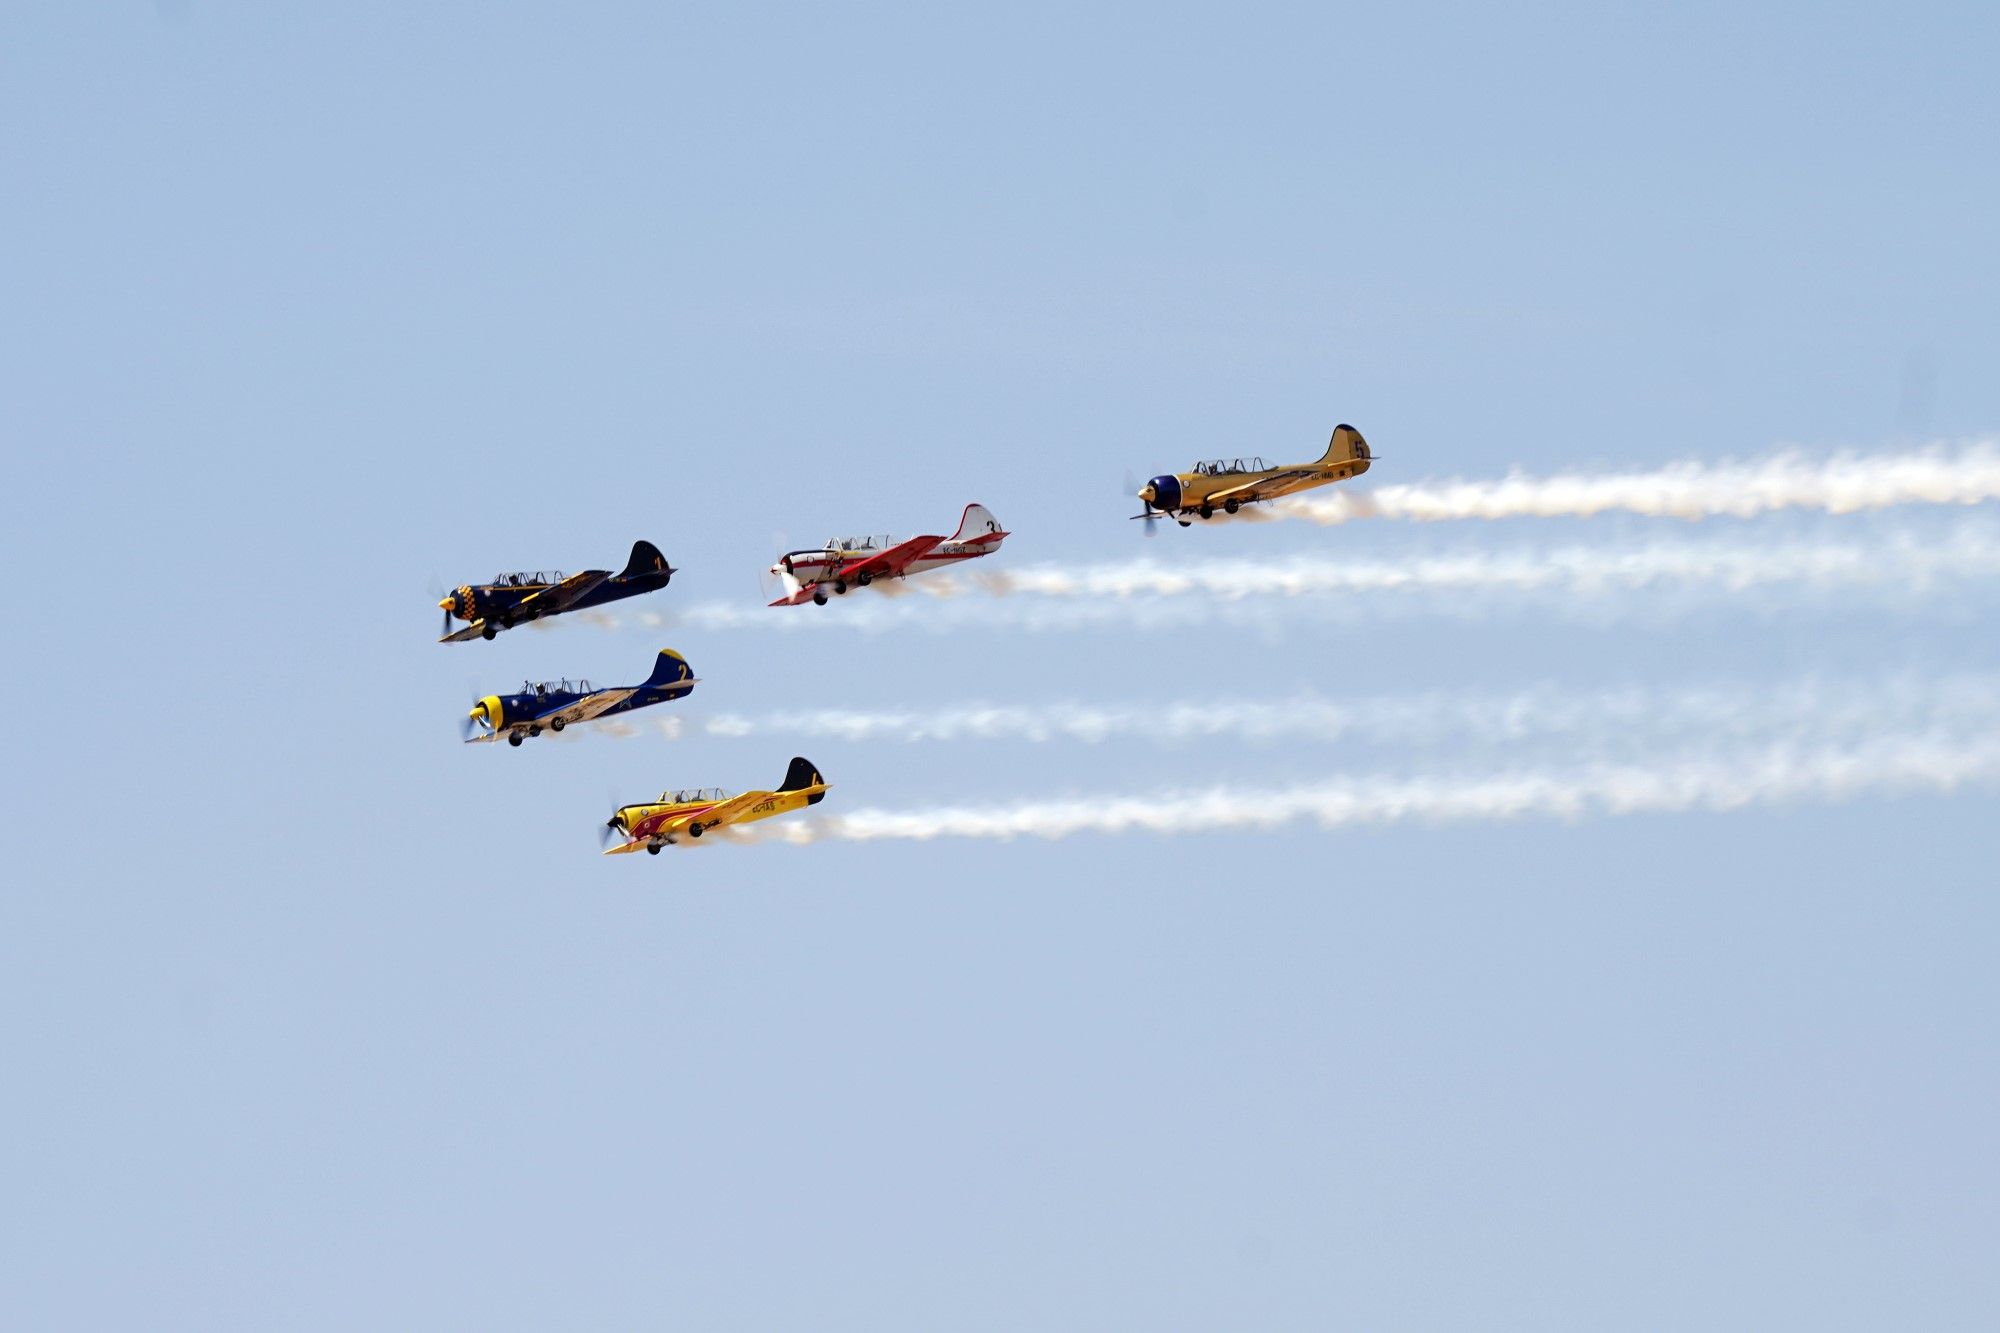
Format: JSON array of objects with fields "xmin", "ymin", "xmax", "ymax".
[{"xmin": 1126, "ymin": 471, "xmax": 1163, "ymax": 537}]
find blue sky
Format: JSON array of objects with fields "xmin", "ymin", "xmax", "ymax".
[{"xmin": 5, "ymin": 3, "xmax": 1999, "ymax": 1327}]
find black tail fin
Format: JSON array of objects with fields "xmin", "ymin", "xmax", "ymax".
[
  {"xmin": 781, "ymin": 756, "xmax": 827, "ymax": 804},
  {"xmin": 621, "ymin": 539, "xmax": 672, "ymax": 580}
]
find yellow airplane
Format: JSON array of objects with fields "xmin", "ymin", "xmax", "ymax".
[
  {"xmin": 1135, "ymin": 423, "xmax": 1373, "ymax": 526},
  {"xmin": 602, "ymin": 757, "xmax": 829, "ymax": 854}
]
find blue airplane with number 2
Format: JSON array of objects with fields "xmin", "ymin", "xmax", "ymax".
[{"xmin": 464, "ymin": 649, "xmax": 698, "ymax": 747}]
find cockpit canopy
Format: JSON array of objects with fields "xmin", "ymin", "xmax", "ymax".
[
  {"xmin": 660, "ymin": 787, "xmax": 729, "ymax": 804},
  {"xmin": 1191, "ymin": 457, "xmax": 1268, "ymax": 476},
  {"xmin": 824, "ymin": 534, "xmax": 892, "ymax": 553},
  {"xmin": 522, "ymin": 677, "xmax": 593, "ymax": 696},
  {"xmin": 492, "ymin": 569, "xmax": 563, "ymax": 587}
]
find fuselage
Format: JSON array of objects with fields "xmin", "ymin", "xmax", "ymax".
[
  {"xmin": 776, "ymin": 537, "xmax": 998, "ymax": 586},
  {"xmin": 469, "ymin": 679, "xmax": 693, "ymax": 737},
  {"xmin": 441, "ymin": 567, "xmax": 670, "ymax": 628}
]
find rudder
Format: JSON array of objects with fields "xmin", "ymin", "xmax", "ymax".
[
  {"xmin": 1318, "ymin": 424, "xmax": 1372, "ymax": 472},
  {"xmin": 643, "ymin": 648, "xmax": 695, "ymax": 690},
  {"xmin": 781, "ymin": 756, "xmax": 828, "ymax": 804},
  {"xmin": 950, "ymin": 503, "xmax": 1005, "ymax": 543},
  {"xmin": 621, "ymin": 539, "xmax": 672, "ymax": 580}
]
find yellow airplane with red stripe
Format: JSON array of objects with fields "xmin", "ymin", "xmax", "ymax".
[
  {"xmin": 1135, "ymin": 423, "xmax": 1373, "ymax": 526},
  {"xmin": 602, "ymin": 757, "xmax": 828, "ymax": 854}
]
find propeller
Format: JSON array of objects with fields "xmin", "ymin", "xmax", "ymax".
[
  {"xmin": 459, "ymin": 688, "xmax": 491, "ymax": 742},
  {"xmin": 1126, "ymin": 470, "xmax": 1163, "ymax": 537},
  {"xmin": 598, "ymin": 815, "xmax": 622, "ymax": 850}
]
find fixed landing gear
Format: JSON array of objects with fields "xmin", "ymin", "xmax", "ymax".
[
  {"xmin": 1224, "ymin": 499, "xmax": 1240, "ymax": 514},
  {"xmin": 1177, "ymin": 520, "xmax": 1192, "ymax": 527},
  {"xmin": 832, "ymin": 579, "xmax": 849, "ymax": 595},
  {"xmin": 812, "ymin": 591, "xmax": 828, "ymax": 605},
  {"xmin": 550, "ymin": 719, "xmax": 565, "ymax": 732},
  {"xmin": 480, "ymin": 625, "xmax": 496, "ymax": 640},
  {"xmin": 1198, "ymin": 504, "xmax": 1214, "ymax": 520},
  {"xmin": 856, "ymin": 571, "xmax": 872, "ymax": 587},
  {"xmin": 507, "ymin": 733, "xmax": 523, "ymax": 747},
  {"xmin": 688, "ymin": 822, "xmax": 705, "ymax": 838},
  {"xmin": 646, "ymin": 843, "xmax": 661, "ymax": 855}
]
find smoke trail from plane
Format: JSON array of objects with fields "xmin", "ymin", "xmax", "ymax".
[
  {"xmin": 1271, "ymin": 439, "xmax": 2000, "ymax": 526},
  {"xmin": 646, "ymin": 517, "xmax": 2000, "ymax": 633},
  {"xmin": 661, "ymin": 670, "xmax": 2000, "ymax": 753},
  {"xmin": 731, "ymin": 731, "xmax": 2000, "ymax": 846}
]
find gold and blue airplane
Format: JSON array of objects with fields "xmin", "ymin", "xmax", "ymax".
[
  {"xmin": 1134, "ymin": 424, "xmax": 1373, "ymax": 526},
  {"xmin": 464, "ymin": 649, "xmax": 697, "ymax": 747},
  {"xmin": 602, "ymin": 757, "xmax": 830, "ymax": 853},
  {"xmin": 438, "ymin": 539, "xmax": 675, "ymax": 642}
]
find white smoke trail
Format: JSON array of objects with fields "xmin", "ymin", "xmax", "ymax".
[
  {"xmin": 667, "ymin": 670, "xmax": 2000, "ymax": 753},
  {"xmin": 1273, "ymin": 439, "xmax": 2000, "ymax": 526},
  {"xmin": 734, "ymin": 731, "xmax": 2000, "ymax": 846},
  {"xmin": 656, "ymin": 518, "xmax": 2000, "ymax": 632}
]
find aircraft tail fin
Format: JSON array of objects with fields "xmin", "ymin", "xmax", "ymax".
[
  {"xmin": 1317, "ymin": 424, "xmax": 1372, "ymax": 471},
  {"xmin": 950, "ymin": 503, "xmax": 1006, "ymax": 544},
  {"xmin": 621, "ymin": 539, "xmax": 672, "ymax": 580},
  {"xmin": 643, "ymin": 648, "xmax": 695, "ymax": 691},
  {"xmin": 781, "ymin": 756, "xmax": 828, "ymax": 804}
]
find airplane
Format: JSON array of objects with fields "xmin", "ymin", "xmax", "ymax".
[
  {"xmin": 602, "ymin": 757, "xmax": 830, "ymax": 853},
  {"xmin": 464, "ymin": 648, "xmax": 697, "ymax": 747},
  {"xmin": 769, "ymin": 503, "xmax": 1008, "ymax": 606},
  {"xmin": 438, "ymin": 539, "xmax": 675, "ymax": 642},
  {"xmin": 1134, "ymin": 424, "xmax": 1373, "ymax": 527}
]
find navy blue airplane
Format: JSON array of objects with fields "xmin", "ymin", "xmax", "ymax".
[
  {"xmin": 439, "ymin": 540, "xmax": 674, "ymax": 642},
  {"xmin": 464, "ymin": 649, "xmax": 697, "ymax": 747}
]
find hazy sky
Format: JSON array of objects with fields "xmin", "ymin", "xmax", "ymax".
[{"xmin": 5, "ymin": 3, "xmax": 1999, "ymax": 1328}]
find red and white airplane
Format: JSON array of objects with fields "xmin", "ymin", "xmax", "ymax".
[{"xmin": 769, "ymin": 503, "xmax": 1009, "ymax": 606}]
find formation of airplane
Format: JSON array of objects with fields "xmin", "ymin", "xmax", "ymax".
[
  {"xmin": 601, "ymin": 757, "xmax": 829, "ymax": 853},
  {"xmin": 464, "ymin": 649, "xmax": 697, "ymax": 746},
  {"xmin": 437, "ymin": 423, "xmax": 1376, "ymax": 855},
  {"xmin": 1135, "ymin": 424, "xmax": 1373, "ymax": 526},
  {"xmin": 768, "ymin": 503, "xmax": 1008, "ymax": 606},
  {"xmin": 439, "ymin": 540, "xmax": 675, "ymax": 642}
]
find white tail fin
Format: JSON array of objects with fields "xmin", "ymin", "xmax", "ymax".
[{"xmin": 950, "ymin": 503, "xmax": 1005, "ymax": 544}]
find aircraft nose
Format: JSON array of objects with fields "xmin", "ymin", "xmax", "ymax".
[{"xmin": 1138, "ymin": 482, "xmax": 1158, "ymax": 504}]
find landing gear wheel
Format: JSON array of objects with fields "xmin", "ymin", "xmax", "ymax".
[
  {"xmin": 1177, "ymin": 520, "xmax": 1192, "ymax": 527},
  {"xmin": 812, "ymin": 591, "xmax": 828, "ymax": 605},
  {"xmin": 1224, "ymin": 499, "xmax": 1240, "ymax": 514},
  {"xmin": 507, "ymin": 733, "xmax": 523, "ymax": 747},
  {"xmin": 833, "ymin": 579, "xmax": 848, "ymax": 595},
  {"xmin": 550, "ymin": 719, "xmax": 565, "ymax": 732},
  {"xmin": 528, "ymin": 726, "xmax": 542, "ymax": 738},
  {"xmin": 480, "ymin": 626, "xmax": 496, "ymax": 640},
  {"xmin": 499, "ymin": 617, "xmax": 515, "ymax": 630},
  {"xmin": 646, "ymin": 843, "xmax": 661, "ymax": 855},
  {"xmin": 856, "ymin": 572, "xmax": 872, "ymax": 587},
  {"xmin": 688, "ymin": 823, "xmax": 704, "ymax": 838},
  {"xmin": 1199, "ymin": 505, "xmax": 1214, "ymax": 520}
]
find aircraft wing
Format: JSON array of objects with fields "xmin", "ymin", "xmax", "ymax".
[
  {"xmin": 439, "ymin": 622, "xmax": 492, "ymax": 644},
  {"xmin": 1204, "ymin": 470, "xmax": 1319, "ymax": 505},
  {"xmin": 532, "ymin": 688, "xmax": 638, "ymax": 730},
  {"xmin": 662, "ymin": 790, "xmax": 770, "ymax": 835},
  {"xmin": 602, "ymin": 838, "xmax": 651, "ymax": 855},
  {"xmin": 838, "ymin": 534, "xmax": 945, "ymax": 581},
  {"xmin": 510, "ymin": 569, "xmax": 613, "ymax": 619}
]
